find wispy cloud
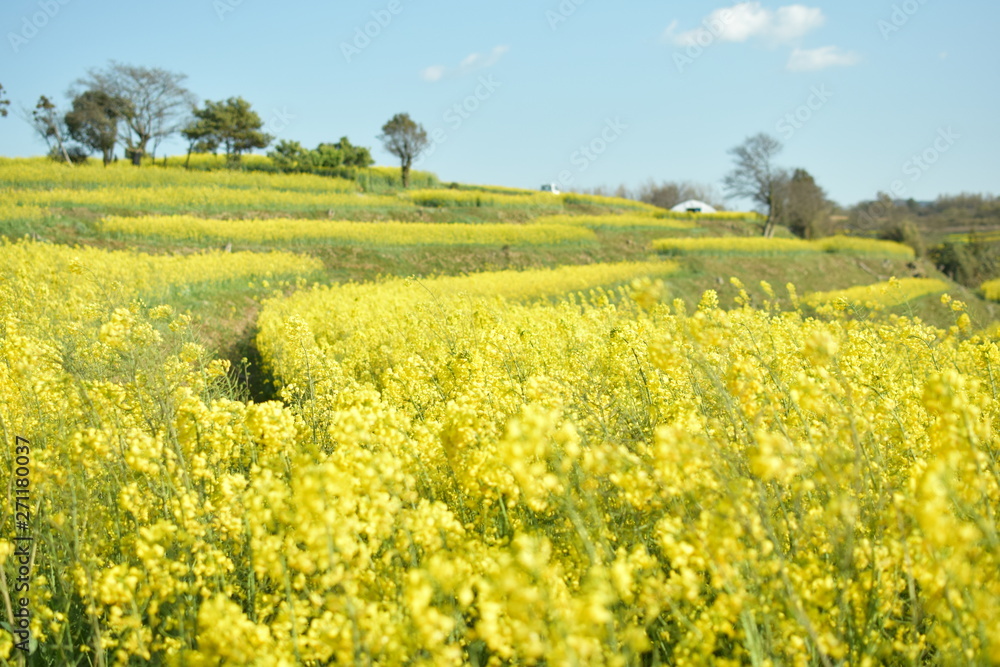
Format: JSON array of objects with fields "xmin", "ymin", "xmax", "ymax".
[
  {"xmin": 787, "ymin": 46, "xmax": 861, "ymax": 71},
  {"xmin": 666, "ymin": 2, "xmax": 824, "ymax": 47},
  {"xmin": 421, "ymin": 45, "xmax": 509, "ymax": 83}
]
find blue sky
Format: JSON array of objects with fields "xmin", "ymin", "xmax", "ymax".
[{"xmin": 0, "ymin": 0, "xmax": 996, "ymax": 206}]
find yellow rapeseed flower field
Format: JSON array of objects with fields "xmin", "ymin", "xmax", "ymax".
[
  {"xmin": 814, "ymin": 234, "xmax": 917, "ymax": 258},
  {"xmin": 100, "ymin": 214, "xmax": 597, "ymax": 246},
  {"xmin": 0, "ymin": 203, "xmax": 48, "ymax": 221},
  {"xmin": 657, "ymin": 209, "xmax": 764, "ymax": 222},
  {"xmin": 2, "ymin": 242, "xmax": 998, "ymax": 663},
  {"xmin": 533, "ymin": 214, "xmax": 697, "ymax": 230},
  {"xmin": 1, "ymin": 162, "xmax": 998, "ymax": 665},
  {"xmin": 981, "ymin": 278, "xmax": 1000, "ymax": 302},
  {"xmin": 561, "ymin": 192, "xmax": 663, "ymax": 212},
  {"xmin": 248, "ymin": 271, "xmax": 998, "ymax": 665},
  {"xmin": 653, "ymin": 236, "xmax": 817, "ymax": 254},
  {"xmin": 404, "ymin": 188, "xmax": 564, "ymax": 209},
  {"xmin": 0, "ymin": 157, "xmax": 359, "ymax": 193},
  {"xmin": 806, "ymin": 277, "xmax": 949, "ymax": 309},
  {"xmin": 0, "ymin": 238, "xmax": 322, "ymax": 309},
  {"xmin": 11, "ymin": 186, "xmax": 403, "ymax": 213},
  {"xmin": 653, "ymin": 234, "xmax": 915, "ymax": 258}
]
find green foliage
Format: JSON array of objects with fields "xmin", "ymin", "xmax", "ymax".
[
  {"xmin": 65, "ymin": 90, "xmax": 130, "ymax": 166},
  {"xmin": 269, "ymin": 137, "xmax": 373, "ymax": 171},
  {"xmin": 379, "ymin": 112, "xmax": 429, "ymax": 188},
  {"xmin": 878, "ymin": 218, "xmax": 926, "ymax": 257},
  {"xmin": 313, "ymin": 137, "xmax": 373, "ymax": 168},
  {"xmin": 782, "ymin": 168, "xmax": 831, "ymax": 239},
  {"xmin": 183, "ymin": 97, "xmax": 272, "ymax": 164},
  {"xmin": 267, "ymin": 139, "xmax": 310, "ymax": 170},
  {"xmin": 931, "ymin": 238, "xmax": 1000, "ymax": 288}
]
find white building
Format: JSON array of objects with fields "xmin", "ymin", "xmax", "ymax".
[{"xmin": 671, "ymin": 199, "xmax": 717, "ymax": 214}]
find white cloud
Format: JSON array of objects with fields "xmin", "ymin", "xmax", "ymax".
[
  {"xmin": 666, "ymin": 2, "xmax": 825, "ymax": 47},
  {"xmin": 770, "ymin": 5, "xmax": 825, "ymax": 43},
  {"xmin": 420, "ymin": 66, "xmax": 446, "ymax": 83},
  {"xmin": 786, "ymin": 46, "xmax": 861, "ymax": 71},
  {"xmin": 421, "ymin": 45, "xmax": 509, "ymax": 83}
]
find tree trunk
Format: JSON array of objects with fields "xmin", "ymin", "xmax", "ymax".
[
  {"xmin": 401, "ymin": 160, "xmax": 411, "ymax": 189},
  {"xmin": 131, "ymin": 149, "xmax": 143, "ymax": 166},
  {"xmin": 52, "ymin": 124, "xmax": 73, "ymax": 166}
]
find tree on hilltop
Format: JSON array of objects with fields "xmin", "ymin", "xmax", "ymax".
[
  {"xmin": 723, "ymin": 133, "xmax": 786, "ymax": 237},
  {"xmin": 781, "ymin": 168, "xmax": 831, "ymax": 239},
  {"xmin": 378, "ymin": 113, "xmax": 428, "ymax": 188},
  {"xmin": 183, "ymin": 97, "xmax": 272, "ymax": 165},
  {"xmin": 65, "ymin": 90, "xmax": 131, "ymax": 166},
  {"xmin": 79, "ymin": 62, "xmax": 196, "ymax": 165},
  {"xmin": 31, "ymin": 96, "xmax": 75, "ymax": 164}
]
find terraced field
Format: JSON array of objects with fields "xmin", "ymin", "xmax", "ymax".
[{"xmin": 1, "ymin": 157, "xmax": 998, "ymax": 665}]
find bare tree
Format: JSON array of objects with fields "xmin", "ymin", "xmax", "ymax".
[
  {"xmin": 78, "ymin": 62, "xmax": 196, "ymax": 165},
  {"xmin": 637, "ymin": 180, "xmax": 725, "ymax": 210},
  {"xmin": 723, "ymin": 133, "xmax": 786, "ymax": 237},
  {"xmin": 30, "ymin": 95, "xmax": 73, "ymax": 164},
  {"xmin": 378, "ymin": 113, "xmax": 428, "ymax": 188}
]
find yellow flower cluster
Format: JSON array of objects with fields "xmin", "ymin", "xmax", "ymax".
[
  {"xmin": 657, "ymin": 210, "xmax": 764, "ymax": 222},
  {"xmin": 404, "ymin": 189, "xmax": 664, "ymax": 213},
  {"xmin": 0, "ymin": 237, "xmax": 322, "ymax": 306},
  {"xmin": 463, "ymin": 184, "xmax": 547, "ymax": 196},
  {"xmin": 100, "ymin": 214, "xmax": 596, "ymax": 246},
  {"xmin": 806, "ymin": 277, "xmax": 949, "ymax": 309},
  {"xmin": 250, "ymin": 270, "xmax": 999, "ymax": 665},
  {"xmin": 0, "ymin": 157, "xmax": 358, "ymax": 193},
  {"xmin": 561, "ymin": 192, "xmax": 662, "ymax": 212},
  {"xmin": 653, "ymin": 234, "xmax": 915, "ymax": 258},
  {"xmin": 11, "ymin": 186, "xmax": 402, "ymax": 214},
  {"xmin": 814, "ymin": 234, "xmax": 917, "ymax": 258},
  {"xmin": 0, "ymin": 202, "xmax": 48, "ymax": 221},
  {"xmin": 2, "ymin": 235, "xmax": 998, "ymax": 663},
  {"xmin": 159, "ymin": 152, "xmax": 272, "ymax": 169},
  {"xmin": 653, "ymin": 236, "xmax": 817, "ymax": 255},
  {"xmin": 404, "ymin": 188, "xmax": 563, "ymax": 209},
  {"xmin": 981, "ymin": 278, "xmax": 1000, "ymax": 302},
  {"xmin": 533, "ymin": 214, "xmax": 697, "ymax": 230}
]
